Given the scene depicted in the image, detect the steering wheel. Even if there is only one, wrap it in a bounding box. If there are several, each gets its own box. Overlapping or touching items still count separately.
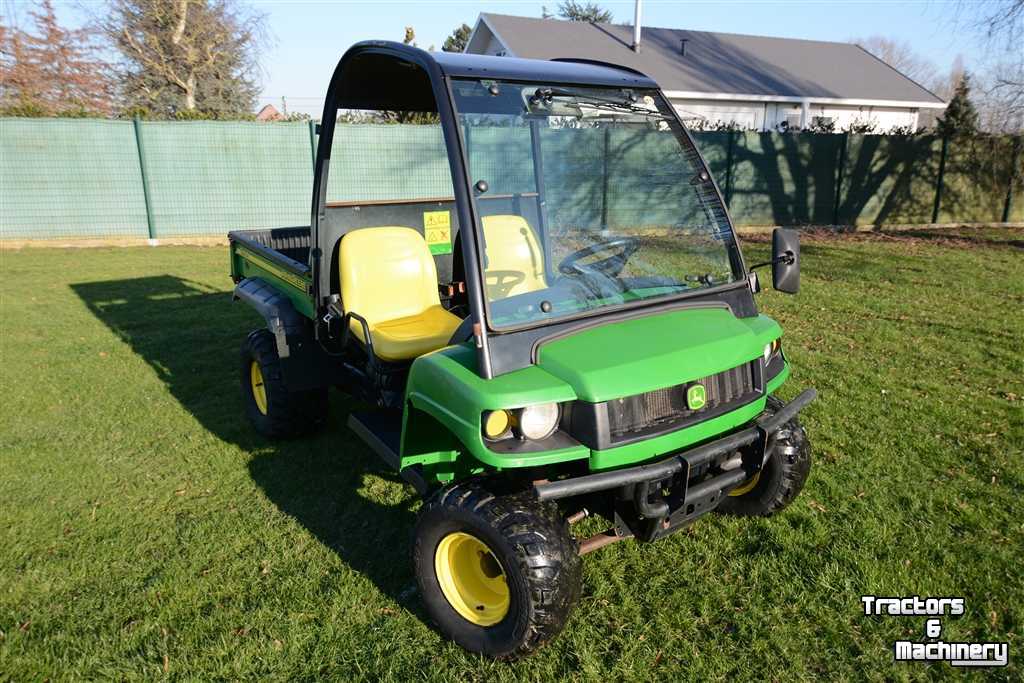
[558,237,641,279]
[485,270,527,299]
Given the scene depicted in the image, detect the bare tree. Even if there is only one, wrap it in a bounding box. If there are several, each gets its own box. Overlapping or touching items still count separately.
[950,1,1024,132]
[977,61,1024,132]
[851,36,938,87]
[955,0,1024,48]
[99,0,266,118]
[0,0,115,116]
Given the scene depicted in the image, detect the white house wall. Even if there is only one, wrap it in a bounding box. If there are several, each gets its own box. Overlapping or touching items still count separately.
[764,102,919,131]
[671,97,921,132]
[466,24,508,56]
[671,99,767,130]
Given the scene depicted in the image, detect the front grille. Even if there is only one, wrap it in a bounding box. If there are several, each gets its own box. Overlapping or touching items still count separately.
[607,361,760,442]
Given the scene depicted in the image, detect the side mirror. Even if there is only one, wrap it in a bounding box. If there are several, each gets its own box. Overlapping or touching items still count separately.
[772,228,800,294]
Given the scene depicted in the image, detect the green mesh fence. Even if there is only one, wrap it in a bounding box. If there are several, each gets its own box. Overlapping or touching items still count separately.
[727,132,844,227]
[465,125,534,196]
[326,124,453,202]
[603,127,707,229]
[1012,159,1024,223]
[141,120,312,236]
[0,117,1019,240]
[691,131,730,191]
[540,127,605,229]
[838,134,940,226]
[939,135,1018,224]
[0,118,149,238]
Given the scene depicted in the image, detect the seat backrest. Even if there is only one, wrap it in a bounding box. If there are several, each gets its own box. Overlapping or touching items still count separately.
[340,227,441,324]
[481,215,547,300]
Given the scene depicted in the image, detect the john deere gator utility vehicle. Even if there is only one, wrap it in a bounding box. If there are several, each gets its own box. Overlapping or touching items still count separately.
[228,42,815,658]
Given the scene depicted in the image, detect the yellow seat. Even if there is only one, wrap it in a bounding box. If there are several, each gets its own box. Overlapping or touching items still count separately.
[340,227,462,361]
[481,215,548,300]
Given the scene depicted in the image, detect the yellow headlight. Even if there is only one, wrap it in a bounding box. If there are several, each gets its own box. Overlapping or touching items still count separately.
[482,410,511,440]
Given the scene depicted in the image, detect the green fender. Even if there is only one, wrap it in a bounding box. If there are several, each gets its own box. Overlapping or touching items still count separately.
[400,344,588,473]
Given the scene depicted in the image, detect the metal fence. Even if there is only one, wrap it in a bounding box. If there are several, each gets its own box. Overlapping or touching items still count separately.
[0,117,1020,240]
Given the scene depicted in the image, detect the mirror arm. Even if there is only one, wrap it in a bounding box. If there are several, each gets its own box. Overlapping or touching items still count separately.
[748,251,795,272]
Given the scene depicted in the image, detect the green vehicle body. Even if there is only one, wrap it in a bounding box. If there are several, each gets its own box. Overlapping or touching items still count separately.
[227,39,813,523]
[226,42,808,490]
[229,41,816,658]
[230,225,793,488]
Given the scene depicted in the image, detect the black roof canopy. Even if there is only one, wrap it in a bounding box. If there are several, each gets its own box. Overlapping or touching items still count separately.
[432,50,656,88]
[326,42,658,115]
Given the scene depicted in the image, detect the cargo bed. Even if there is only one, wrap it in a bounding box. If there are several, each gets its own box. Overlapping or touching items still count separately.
[228,227,315,318]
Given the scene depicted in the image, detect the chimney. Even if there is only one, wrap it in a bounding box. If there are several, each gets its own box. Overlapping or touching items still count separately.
[632,0,642,52]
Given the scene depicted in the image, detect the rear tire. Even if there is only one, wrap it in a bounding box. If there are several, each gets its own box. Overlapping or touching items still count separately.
[717,396,811,517]
[240,329,327,438]
[413,480,581,659]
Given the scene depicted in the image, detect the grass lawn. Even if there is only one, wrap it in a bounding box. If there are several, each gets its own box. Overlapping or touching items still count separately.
[1,227,1022,680]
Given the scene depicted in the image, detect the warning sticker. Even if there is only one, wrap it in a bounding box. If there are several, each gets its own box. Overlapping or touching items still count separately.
[423,210,452,254]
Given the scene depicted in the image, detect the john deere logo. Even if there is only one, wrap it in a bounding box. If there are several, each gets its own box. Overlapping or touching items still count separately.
[686,383,707,410]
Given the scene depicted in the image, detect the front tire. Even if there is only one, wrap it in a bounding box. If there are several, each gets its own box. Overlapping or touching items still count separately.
[240,329,327,438]
[413,480,581,659]
[717,396,811,517]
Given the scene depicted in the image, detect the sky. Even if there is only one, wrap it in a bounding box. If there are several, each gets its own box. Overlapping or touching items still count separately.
[5,0,994,116]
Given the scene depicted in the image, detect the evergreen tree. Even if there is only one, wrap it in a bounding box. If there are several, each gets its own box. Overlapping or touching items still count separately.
[555,1,612,23]
[442,23,472,53]
[936,73,979,138]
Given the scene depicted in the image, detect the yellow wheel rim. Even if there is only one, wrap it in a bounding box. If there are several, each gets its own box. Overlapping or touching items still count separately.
[250,361,268,415]
[729,470,761,497]
[434,532,509,626]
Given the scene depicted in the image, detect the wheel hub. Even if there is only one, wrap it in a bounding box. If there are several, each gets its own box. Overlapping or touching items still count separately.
[728,470,761,497]
[434,532,509,626]
[250,361,268,415]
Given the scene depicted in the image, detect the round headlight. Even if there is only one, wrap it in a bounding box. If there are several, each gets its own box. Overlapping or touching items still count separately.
[763,343,773,362]
[482,410,512,440]
[518,403,560,440]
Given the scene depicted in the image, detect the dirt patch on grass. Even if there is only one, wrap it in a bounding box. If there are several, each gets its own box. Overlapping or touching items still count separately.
[739,224,1024,251]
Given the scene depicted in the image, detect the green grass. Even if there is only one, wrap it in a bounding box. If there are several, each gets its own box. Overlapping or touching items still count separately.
[2,227,1022,681]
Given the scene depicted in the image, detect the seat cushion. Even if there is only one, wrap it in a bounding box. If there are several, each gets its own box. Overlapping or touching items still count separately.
[341,226,443,322]
[368,305,462,361]
[340,226,462,360]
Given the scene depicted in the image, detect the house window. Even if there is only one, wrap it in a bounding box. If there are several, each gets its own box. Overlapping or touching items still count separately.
[812,116,833,127]
[785,113,802,129]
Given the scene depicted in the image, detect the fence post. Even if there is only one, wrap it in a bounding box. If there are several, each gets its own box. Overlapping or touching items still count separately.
[1002,136,1021,223]
[931,135,949,224]
[308,119,317,169]
[724,129,735,208]
[832,131,848,227]
[601,126,610,231]
[132,116,157,243]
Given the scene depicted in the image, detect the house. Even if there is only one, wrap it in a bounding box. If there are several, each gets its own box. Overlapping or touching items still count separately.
[256,104,283,121]
[464,13,946,132]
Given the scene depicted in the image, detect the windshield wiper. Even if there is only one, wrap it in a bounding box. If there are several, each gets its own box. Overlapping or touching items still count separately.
[685,273,724,287]
[528,87,667,118]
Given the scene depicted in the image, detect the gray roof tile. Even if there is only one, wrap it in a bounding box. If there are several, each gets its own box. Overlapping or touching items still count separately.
[478,13,943,104]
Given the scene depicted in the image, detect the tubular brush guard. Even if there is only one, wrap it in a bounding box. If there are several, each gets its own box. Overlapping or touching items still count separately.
[534,389,817,540]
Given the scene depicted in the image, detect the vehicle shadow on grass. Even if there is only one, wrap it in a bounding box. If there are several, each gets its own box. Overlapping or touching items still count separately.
[70,275,424,613]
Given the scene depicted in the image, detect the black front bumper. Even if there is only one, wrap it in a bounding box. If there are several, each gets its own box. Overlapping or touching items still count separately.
[534,388,816,540]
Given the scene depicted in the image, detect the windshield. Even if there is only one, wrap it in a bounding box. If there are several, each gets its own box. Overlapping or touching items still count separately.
[453,79,742,332]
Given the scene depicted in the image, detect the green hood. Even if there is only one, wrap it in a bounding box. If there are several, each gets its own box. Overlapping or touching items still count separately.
[535,308,777,403]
